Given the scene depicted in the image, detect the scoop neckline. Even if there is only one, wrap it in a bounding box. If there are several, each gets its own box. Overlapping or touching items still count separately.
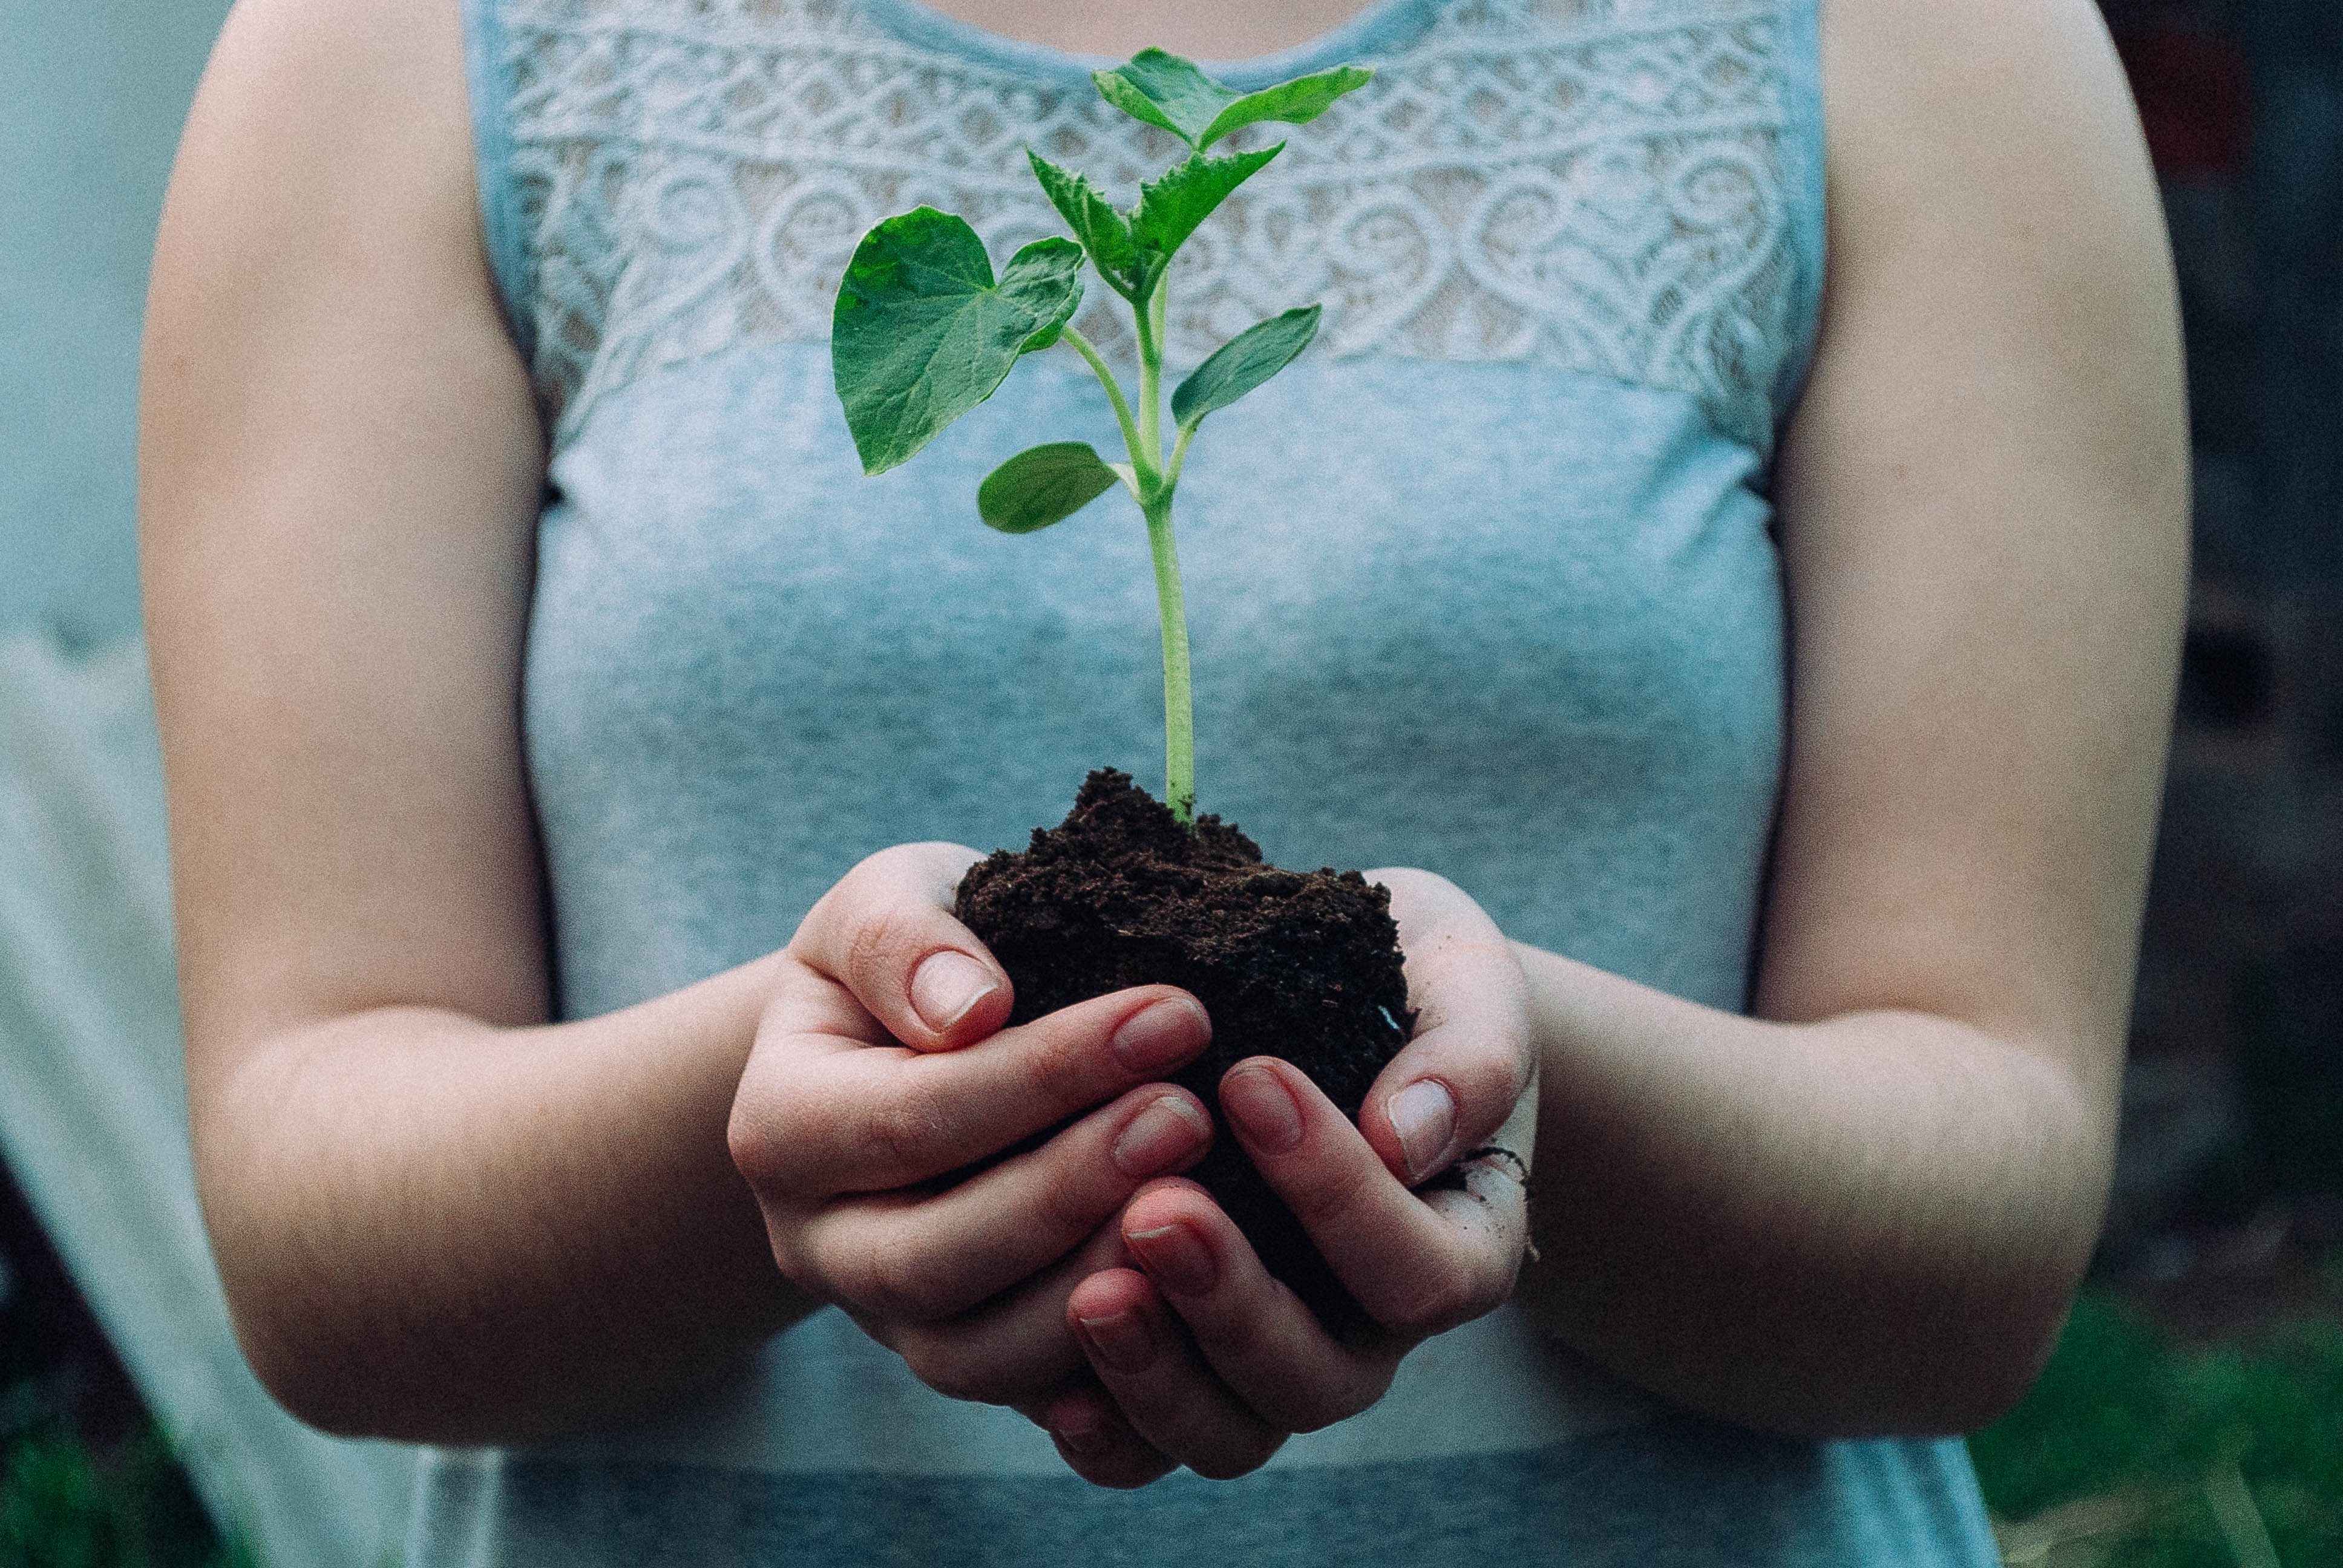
[851,0,1437,90]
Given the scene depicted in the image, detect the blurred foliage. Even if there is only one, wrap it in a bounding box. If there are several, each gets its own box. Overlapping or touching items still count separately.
[1971,1289,2343,1566]
[0,1419,249,1568]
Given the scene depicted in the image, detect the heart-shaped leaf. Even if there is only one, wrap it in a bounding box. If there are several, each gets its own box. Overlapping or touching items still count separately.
[1132,145,1281,267]
[977,442,1122,533]
[1027,151,1143,296]
[1093,50,1373,150]
[1171,304,1322,426]
[831,209,1085,475]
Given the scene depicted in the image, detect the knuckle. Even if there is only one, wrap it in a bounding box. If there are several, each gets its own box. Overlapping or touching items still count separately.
[726,1101,802,1198]
[1030,1154,1111,1243]
[851,1234,953,1324]
[1013,1021,1101,1111]
[844,904,918,999]
[857,1093,946,1183]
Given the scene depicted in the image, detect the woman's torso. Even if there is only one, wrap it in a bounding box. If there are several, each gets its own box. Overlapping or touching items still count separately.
[414,0,2000,1559]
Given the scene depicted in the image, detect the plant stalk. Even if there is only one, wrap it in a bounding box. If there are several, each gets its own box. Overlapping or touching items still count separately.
[1135,279,1165,469]
[1073,278,1193,823]
[1142,489,1196,824]
[1058,325,1149,484]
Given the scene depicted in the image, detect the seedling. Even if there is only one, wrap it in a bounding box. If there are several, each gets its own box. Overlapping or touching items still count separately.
[831,50,1374,825]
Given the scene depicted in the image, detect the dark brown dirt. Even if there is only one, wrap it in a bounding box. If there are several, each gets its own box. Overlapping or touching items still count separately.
[955,769,1414,1327]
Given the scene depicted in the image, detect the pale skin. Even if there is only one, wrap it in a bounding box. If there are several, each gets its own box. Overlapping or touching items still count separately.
[140,0,2186,1491]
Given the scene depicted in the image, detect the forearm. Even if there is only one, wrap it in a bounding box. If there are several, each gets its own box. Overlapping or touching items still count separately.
[194,954,814,1444]
[1511,941,2113,1438]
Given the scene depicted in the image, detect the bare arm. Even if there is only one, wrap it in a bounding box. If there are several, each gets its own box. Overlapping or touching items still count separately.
[1509,0,2187,1435]
[140,0,825,1440]
[148,0,1228,1446]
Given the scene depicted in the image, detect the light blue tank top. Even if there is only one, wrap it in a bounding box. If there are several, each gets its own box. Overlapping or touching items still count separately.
[419,0,2002,1560]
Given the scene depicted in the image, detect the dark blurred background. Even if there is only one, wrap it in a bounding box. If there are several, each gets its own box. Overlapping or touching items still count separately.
[2,0,2340,1562]
[2089,0,2343,1312]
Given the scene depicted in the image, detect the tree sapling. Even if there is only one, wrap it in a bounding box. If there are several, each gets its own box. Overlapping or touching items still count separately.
[831,50,1418,1324]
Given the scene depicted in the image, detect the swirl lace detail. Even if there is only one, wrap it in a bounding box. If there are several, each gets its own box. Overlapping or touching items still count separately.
[497,0,1807,452]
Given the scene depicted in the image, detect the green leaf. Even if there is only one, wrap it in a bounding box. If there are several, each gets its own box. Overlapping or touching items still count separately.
[977,442,1122,533]
[831,210,1085,475]
[1198,65,1374,149]
[1026,151,1142,295]
[1092,49,1373,149]
[1132,145,1281,266]
[1171,304,1322,426]
[1093,50,1234,148]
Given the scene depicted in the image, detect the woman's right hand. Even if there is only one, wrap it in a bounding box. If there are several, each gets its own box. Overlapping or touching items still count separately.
[727,842,1219,1420]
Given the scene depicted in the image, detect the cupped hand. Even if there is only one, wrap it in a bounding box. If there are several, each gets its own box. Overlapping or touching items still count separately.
[1049,867,1539,1485]
[725,841,1221,1428]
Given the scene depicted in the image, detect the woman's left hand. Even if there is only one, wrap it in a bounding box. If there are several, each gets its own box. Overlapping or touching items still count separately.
[1044,869,1539,1486]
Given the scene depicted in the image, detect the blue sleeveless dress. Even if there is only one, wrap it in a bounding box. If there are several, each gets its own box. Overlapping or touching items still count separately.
[415,0,2004,1559]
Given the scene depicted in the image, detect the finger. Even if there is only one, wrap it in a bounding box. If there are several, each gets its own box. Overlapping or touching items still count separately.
[1113,1181,1403,1434]
[1037,1383,1179,1489]
[738,986,1211,1196]
[790,841,1013,1051]
[879,1221,1127,1406]
[1358,867,1536,1185]
[793,1086,1214,1322]
[1065,1267,1288,1480]
[1219,1058,1531,1335]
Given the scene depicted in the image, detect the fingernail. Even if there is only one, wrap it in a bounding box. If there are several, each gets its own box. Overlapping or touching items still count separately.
[1127,1222,1216,1296]
[1110,998,1208,1075]
[909,950,997,1032]
[1389,1079,1457,1181]
[1112,1094,1211,1178]
[1221,1065,1302,1152]
[1077,1308,1156,1375]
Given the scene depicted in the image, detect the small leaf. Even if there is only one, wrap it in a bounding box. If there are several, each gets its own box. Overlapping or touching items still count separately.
[831,211,1085,474]
[1198,65,1374,149]
[978,442,1121,533]
[1131,145,1281,266]
[1092,50,1374,149]
[1093,50,1237,148]
[1027,151,1143,295]
[1171,304,1322,426]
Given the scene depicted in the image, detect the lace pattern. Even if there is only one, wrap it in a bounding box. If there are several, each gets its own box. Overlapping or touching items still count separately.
[494,0,1810,452]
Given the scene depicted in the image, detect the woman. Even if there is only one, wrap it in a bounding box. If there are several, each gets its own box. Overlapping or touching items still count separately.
[139,0,2186,1559]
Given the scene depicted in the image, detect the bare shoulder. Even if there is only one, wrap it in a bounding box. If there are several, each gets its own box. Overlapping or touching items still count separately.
[1809,0,2179,354]
[145,0,496,421]
[172,0,478,218]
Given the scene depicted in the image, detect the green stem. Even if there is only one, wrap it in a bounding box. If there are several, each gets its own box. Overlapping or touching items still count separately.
[1059,326,1149,481]
[1165,418,1198,488]
[1142,489,1196,825]
[1135,281,1165,470]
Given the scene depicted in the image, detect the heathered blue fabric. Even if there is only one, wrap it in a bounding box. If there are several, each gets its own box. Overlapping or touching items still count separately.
[415,0,2006,1560]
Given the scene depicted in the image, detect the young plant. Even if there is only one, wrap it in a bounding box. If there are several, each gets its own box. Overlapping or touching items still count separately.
[831,50,1373,825]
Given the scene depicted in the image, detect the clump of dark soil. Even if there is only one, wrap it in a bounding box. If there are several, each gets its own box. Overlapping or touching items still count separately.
[955,769,1413,1325]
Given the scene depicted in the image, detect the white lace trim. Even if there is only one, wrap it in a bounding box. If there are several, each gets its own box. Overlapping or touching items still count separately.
[497,0,1809,452]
